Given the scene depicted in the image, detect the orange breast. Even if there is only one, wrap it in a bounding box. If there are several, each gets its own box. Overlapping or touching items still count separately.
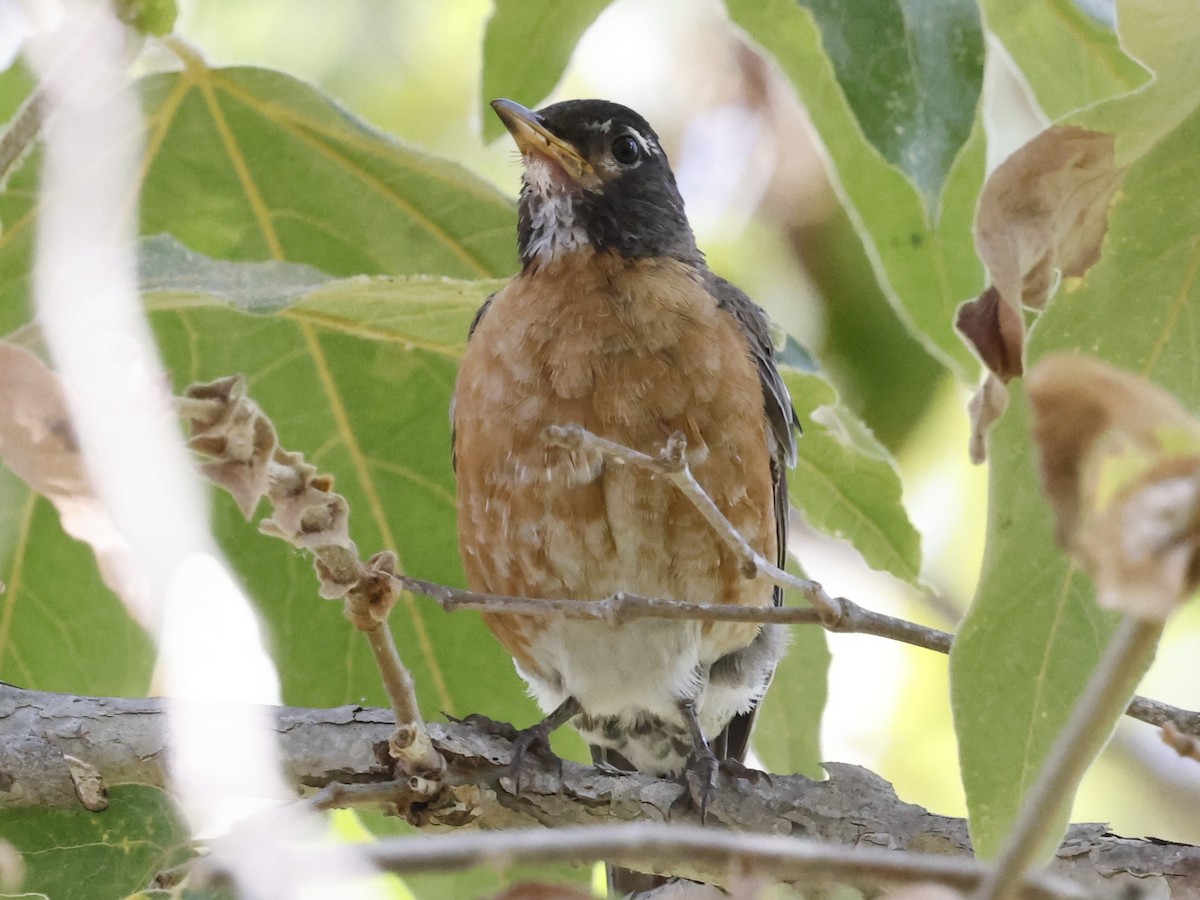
[453,251,777,677]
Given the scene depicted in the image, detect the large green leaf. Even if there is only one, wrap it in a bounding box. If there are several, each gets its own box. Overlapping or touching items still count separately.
[0,785,193,900]
[0,59,525,723]
[480,0,617,141]
[798,0,983,215]
[142,265,527,722]
[983,0,1147,122]
[0,472,155,697]
[0,59,518,325]
[725,0,986,378]
[1077,0,1200,161]
[950,4,1200,856]
[783,369,922,585]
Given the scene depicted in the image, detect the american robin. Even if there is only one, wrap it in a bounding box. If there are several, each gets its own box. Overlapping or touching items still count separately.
[452,96,798,865]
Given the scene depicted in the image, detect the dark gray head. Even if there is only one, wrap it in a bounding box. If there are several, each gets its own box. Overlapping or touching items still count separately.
[491,98,701,268]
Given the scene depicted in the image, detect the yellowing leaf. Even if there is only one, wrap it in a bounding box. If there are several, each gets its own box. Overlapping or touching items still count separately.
[1028,354,1200,620]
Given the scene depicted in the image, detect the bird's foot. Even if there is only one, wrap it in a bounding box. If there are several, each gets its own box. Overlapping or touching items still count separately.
[683,745,720,821]
[504,697,581,793]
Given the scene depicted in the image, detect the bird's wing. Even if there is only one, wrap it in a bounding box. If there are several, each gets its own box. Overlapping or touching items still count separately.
[450,293,496,473]
[707,273,800,762]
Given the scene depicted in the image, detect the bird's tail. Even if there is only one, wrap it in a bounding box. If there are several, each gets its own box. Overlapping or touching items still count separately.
[589,745,669,896]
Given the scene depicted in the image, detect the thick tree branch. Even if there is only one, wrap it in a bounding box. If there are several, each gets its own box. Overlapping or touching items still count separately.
[3,684,1198,897]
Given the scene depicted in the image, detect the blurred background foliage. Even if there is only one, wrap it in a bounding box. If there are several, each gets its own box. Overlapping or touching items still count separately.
[1,0,1199,897]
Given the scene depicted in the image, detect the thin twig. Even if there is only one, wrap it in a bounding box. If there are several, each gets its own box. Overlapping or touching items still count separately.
[180,376,445,779]
[0,88,43,184]
[395,575,1197,738]
[545,424,844,623]
[972,617,1164,900]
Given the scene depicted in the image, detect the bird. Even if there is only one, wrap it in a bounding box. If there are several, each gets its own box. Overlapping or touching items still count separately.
[452,97,798,891]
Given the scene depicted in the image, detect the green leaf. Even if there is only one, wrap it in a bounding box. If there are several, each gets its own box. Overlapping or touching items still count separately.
[0,58,531,726]
[725,0,986,378]
[1076,0,1200,162]
[950,13,1200,856]
[115,0,178,36]
[0,474,155,695]
[753,558,829,778]
[0,785,193,900]
[480,0,617,142]
[983,0,1147,121]
[782,368,922,585]
[145,269,530,723]
[0,60,520,324]
[135,60,517,278]
[798,0,984,215]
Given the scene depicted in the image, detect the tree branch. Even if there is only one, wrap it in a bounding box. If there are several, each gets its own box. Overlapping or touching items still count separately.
[4,684,1199,897]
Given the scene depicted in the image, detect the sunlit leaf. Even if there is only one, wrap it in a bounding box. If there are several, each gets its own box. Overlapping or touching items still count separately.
[0,785,192,900]
[783,368,922,585]
[950,3,1200,855]
[726,0,986,378]
[798,0,983,215]
[481,0,617,142]
[983,0,1146,121]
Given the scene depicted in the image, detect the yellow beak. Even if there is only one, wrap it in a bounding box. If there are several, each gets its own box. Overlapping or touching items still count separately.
[491,98,596,185]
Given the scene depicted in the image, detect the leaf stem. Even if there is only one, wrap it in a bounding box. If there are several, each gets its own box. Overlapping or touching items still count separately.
[972,616,1163,900]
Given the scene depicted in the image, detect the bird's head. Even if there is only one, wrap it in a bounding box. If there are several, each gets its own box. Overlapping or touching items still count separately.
[491,98,700,268]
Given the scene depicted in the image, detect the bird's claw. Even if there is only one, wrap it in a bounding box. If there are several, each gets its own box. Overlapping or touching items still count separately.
[684,747,720,822]
[506,721,563,793]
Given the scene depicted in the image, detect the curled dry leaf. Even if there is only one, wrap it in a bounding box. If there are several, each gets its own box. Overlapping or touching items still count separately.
[967,373,1008,466]
[1161,722,1200,763]
[181,375,358,600]
[959,127,1125,461]
[0,341,151,619]
[182,375,276,518]
[1028,354,1200,620]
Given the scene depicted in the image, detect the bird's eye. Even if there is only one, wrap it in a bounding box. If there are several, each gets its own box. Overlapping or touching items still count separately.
[611,135,641,165]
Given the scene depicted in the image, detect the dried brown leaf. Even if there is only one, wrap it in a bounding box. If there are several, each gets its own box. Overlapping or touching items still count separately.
[967,373,1009,465]
[0,342,87,497]
[1028,355,1200,620]
[183,375,277,517]
[955,286,1024,384]
[0,342,150,617]
[1162,722,1200,763]
[976,126,1124,314]
[960,128,1125,459]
